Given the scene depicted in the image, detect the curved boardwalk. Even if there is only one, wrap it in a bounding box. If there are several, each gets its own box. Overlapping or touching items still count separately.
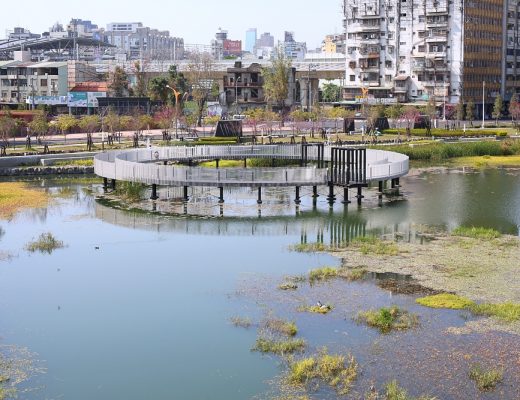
[94,145,409,187]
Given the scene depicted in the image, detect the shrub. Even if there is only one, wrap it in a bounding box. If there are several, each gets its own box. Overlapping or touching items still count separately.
[114,182,146,201]
[352,236,399,256]
[298,304,333,314]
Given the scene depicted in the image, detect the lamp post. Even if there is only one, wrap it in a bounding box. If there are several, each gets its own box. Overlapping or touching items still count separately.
[166,85,181,138]
[442,83,447,121]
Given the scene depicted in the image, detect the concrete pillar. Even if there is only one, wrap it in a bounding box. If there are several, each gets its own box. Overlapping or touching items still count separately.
[103,177,108,191]
[216,159,220,169]
[183,186,189,202]
[342,187,351,204]
[295,186,301,204]
[327,184,335,205]
[218,187,224,204]
[257,187,263,205]
[111,179,116,189]
[312,186,319,198]
[357,186,364,205]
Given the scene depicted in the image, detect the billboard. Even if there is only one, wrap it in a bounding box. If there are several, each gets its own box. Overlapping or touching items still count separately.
[223,40,242,57]
[26,96,67,106]
[67,92,107,107]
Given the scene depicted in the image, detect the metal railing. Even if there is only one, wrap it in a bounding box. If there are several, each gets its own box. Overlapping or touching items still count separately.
[94,145,409,187]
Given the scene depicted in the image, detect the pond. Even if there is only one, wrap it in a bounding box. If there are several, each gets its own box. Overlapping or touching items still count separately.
[0,167,519,399]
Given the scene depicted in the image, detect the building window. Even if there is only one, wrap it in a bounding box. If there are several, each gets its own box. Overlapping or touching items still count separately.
[350,75,355,81]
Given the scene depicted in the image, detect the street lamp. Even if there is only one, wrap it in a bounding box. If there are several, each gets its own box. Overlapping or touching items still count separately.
[481,80,485,129]
[166,85,181,138]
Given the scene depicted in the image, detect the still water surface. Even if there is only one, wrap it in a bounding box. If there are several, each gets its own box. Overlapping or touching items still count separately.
[0,168,519,399]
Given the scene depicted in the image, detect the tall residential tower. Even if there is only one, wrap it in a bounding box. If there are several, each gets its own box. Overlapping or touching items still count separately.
[343,0,510,114]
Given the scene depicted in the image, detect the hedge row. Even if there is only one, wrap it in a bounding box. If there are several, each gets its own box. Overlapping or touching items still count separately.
[383,128,508,137]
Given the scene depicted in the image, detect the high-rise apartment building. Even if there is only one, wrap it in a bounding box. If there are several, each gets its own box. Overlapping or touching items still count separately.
[343,0,509,112]
[245,28,257,53]
[104,22,184,61]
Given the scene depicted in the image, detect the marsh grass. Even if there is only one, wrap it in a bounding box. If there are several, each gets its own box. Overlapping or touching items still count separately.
[416,294,475,309]
[298,304,333,314]
[352,236,399,256]
[114,182,146,201]
[384,380,437,400]
[252,338,306,355]
[278,282,298,290]
[0,182,48,219]
[469,364,503,391]
[230,316,252,329]
[469,302,520,322]
[287,350,358,395]
[265,319,298,337]
[290,242,330,253]
[340,267,367,281]
[356,306,419,333]
[309,267,338,284]
[25,233,65,254]
[451,226,501,240]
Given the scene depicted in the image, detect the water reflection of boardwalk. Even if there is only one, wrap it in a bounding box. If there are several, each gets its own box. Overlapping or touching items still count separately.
[94,200,401,246]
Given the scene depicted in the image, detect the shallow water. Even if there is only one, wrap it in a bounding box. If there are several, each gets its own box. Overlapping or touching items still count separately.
[0,168,518,399]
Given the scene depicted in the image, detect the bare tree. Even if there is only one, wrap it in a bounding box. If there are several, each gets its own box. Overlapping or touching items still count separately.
[186,52,216,127]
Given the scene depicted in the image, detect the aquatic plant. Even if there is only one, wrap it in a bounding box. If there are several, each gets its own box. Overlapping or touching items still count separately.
[308,267,338,283]
[25,233,65,254]
[341,267,367,281]
[384,380,437,400]
[451,226,501,240]
[352,236,399,256]
[290,242,330,253]
[298,304,333,314]
[278,282,298,291]
[469,302,520,322]
[114,181,146,201]
[416,294,475,309]
[230,316,252,329]
[287,350,358,395]
[252,338,306,355]
[356,306,419,333]
[469,364,503,391]
[265,319,298,337]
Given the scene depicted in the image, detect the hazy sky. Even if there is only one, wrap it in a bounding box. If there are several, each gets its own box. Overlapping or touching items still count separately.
[2,0,344,49]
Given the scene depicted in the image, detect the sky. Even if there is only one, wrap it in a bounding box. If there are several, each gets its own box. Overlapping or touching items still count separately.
[1,0,344,50]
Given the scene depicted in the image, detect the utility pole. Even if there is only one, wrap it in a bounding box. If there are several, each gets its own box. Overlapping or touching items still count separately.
[481,80,485,129]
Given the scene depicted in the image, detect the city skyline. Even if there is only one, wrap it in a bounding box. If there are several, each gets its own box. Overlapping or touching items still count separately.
[1,0,345,49]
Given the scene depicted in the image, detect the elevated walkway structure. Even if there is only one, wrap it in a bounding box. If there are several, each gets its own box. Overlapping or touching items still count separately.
[94,144,408,205]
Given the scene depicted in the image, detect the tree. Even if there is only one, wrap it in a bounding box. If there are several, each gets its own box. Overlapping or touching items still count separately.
[262,52,292,117]
[148,77,170,103]
[0,114,16,145]
[322,82,341,103]
[55,114,77,137]
[167,65,189,106]
[132,61,148,97]
[455,99,465,122]
[186,51,216,127]
[78,115,100,133]
[367,104,386,133]
[385,104,403,128]
[492,94,503,126]
[109,66,129,97]
[466,100,476,126]
[423,96,437,136]
[27,111,49,140]
[401,106,420,139]
[104,110,121,134]
[509,93,519,123]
